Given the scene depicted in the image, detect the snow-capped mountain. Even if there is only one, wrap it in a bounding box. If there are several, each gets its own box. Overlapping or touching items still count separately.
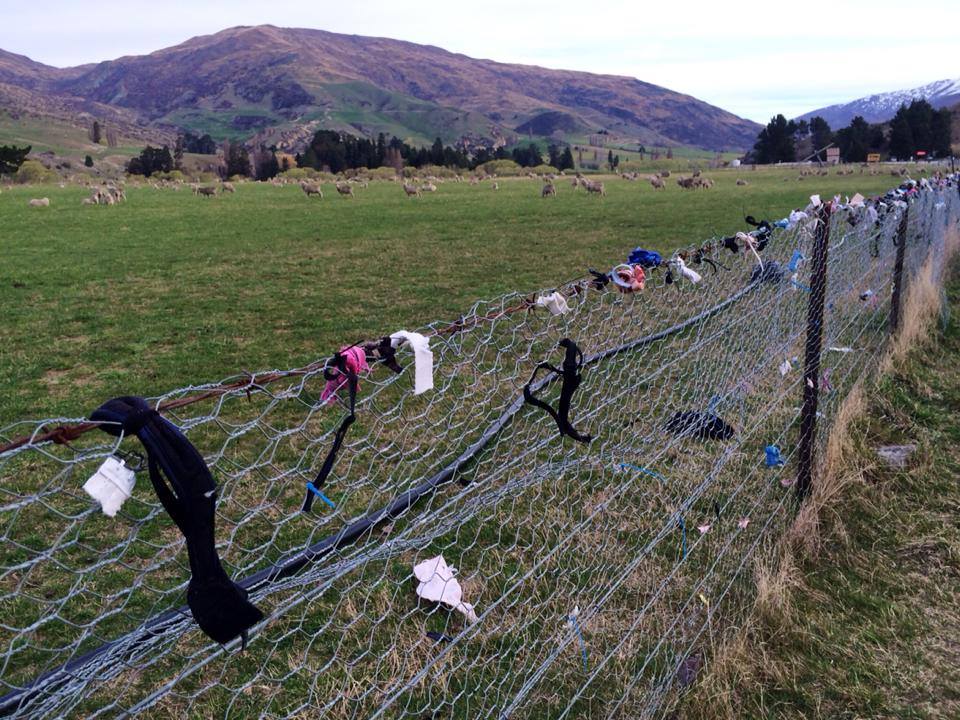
[798,77,960,127]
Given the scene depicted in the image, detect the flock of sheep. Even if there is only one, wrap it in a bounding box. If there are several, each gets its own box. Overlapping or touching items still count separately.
[21,162,923,208]
[81,184,127,205]
[15,169,733,207]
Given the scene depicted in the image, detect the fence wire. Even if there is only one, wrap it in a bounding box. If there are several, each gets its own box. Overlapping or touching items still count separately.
[1,178,958,719]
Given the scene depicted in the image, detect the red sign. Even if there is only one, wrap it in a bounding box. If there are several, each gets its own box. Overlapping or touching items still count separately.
[916,151,927,157]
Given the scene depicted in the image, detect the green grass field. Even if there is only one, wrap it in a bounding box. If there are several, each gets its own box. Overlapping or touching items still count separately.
[680,264,960,719]
[0,110,142,160]
[1,167,907,425]
[0,163,951,718]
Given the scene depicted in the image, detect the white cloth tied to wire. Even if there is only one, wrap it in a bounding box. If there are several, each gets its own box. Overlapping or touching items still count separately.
[84,456,136,517]
[735,232,764,271]
[413,555,478,623]
[390,330,434,395]
[672,257,702,284]
[536,291,570,315]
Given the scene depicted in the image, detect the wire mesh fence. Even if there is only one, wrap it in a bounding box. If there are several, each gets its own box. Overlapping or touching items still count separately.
[1,177,958,719]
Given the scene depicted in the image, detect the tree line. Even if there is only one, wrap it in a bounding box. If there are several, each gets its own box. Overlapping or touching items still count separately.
[125,130,579,179]
[752,99,954,164]
[296,131,575,173]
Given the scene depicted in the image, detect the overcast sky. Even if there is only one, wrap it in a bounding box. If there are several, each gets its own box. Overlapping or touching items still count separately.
[2,0,958,122]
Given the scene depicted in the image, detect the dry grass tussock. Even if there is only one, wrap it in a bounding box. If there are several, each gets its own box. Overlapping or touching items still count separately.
[679,233,959,720]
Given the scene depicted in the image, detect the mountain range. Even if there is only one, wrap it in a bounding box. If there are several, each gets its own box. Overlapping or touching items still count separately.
[798,77,960,128]
[0,25,761,154]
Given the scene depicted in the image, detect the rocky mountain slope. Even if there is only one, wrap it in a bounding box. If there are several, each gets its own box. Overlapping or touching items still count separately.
[0,25,761,152]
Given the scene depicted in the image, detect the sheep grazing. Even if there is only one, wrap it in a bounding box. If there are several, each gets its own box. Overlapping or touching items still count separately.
[221,182,236,193]
[541,182,556,197]
[28,198,50,207]
[649,175,665,190]
[677,176,713,190]
[736,178,749,186]
[335,182,355,198]
[582,179,605,196]
[571,176,581,189]
[659,170,670,178]
[300,181,323,198]
[195,186,218,198]
[421,183,438,193]
[402,182,421,198]
[85,185,124,205]
[101,185,125,204]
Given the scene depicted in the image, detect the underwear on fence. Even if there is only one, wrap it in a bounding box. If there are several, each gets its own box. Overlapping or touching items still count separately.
[304,350,362,512]
[612,264,646,292]
[523,338,592,444]
[665,411,736,441]
[320,344,368,405]
[627,248,662,268]
[751,260,783,285]
[90,396,264,647]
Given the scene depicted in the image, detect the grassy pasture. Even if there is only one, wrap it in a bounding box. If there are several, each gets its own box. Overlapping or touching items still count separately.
[0,110,142,159]
[0,163,946,718]
[1,167,905,425]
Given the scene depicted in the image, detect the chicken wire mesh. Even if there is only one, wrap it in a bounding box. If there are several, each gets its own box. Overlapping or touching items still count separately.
[1,179,958,719]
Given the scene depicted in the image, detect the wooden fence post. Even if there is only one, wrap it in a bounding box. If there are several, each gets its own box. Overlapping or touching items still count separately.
[796,201,833,500]
[889,205,909,334]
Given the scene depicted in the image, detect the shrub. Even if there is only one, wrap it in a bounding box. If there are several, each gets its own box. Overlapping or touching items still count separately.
[153,170,186,183]
[476,159,522,176]
[528,164,559,175]
[366,166,398,180]
[416,164,457,178]
[15,160,56,184]
[279,168,312,181]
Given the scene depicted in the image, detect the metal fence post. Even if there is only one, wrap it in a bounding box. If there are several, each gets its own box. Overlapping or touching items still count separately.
[796,201,833,500]
[889,205,909,334]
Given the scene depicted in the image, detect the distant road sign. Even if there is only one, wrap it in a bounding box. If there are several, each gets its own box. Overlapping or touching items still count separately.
[916,150,927,158]
[867,153,881,163]
[826,147,840,163]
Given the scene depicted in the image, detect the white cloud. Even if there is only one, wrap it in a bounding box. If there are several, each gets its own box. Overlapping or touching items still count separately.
[1,0,958,121]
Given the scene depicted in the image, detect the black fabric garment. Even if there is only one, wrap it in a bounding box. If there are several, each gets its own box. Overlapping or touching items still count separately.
[665,411,735,441]
[588,269,610,290]
[303,351,359,512]
[90,396,264,646]
[523,338,592,444]
[751,260,783,285]
[365,336,403,374]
